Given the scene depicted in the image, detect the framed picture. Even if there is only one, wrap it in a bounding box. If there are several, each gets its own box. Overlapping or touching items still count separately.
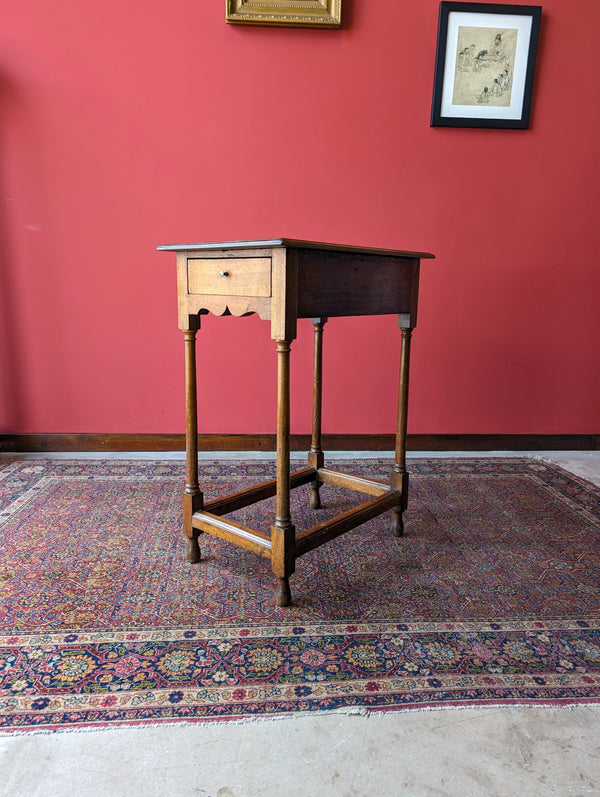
[226,0,342,28]
[431,2,542,128]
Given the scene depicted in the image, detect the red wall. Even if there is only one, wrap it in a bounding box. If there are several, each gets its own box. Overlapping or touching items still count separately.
[1,0,599,436]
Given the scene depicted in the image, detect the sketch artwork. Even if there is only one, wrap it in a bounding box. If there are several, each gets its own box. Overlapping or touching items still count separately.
[452,26,518,106]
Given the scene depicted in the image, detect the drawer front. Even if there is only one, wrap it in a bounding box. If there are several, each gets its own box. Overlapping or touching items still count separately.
[187,257,272,297]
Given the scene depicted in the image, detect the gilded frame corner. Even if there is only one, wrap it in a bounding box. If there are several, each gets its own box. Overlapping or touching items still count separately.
[226,0,342,28]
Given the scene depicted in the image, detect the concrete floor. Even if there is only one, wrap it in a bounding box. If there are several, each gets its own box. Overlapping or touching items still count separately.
[1,451,600,796]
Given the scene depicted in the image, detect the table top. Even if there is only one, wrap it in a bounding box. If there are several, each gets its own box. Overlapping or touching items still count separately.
[157,238,435,259]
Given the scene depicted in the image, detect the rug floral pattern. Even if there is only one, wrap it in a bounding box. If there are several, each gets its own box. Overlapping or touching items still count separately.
[1,457,599,731]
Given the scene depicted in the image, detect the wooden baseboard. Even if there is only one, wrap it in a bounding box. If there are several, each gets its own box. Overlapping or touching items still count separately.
[1,433,598,453]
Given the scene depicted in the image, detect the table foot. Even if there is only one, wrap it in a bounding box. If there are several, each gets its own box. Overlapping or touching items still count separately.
[187,537,201,562]
[275,577,292,607]
[391,507,404,538]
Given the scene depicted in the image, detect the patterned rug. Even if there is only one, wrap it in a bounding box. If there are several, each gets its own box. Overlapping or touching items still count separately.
[1,456,599,733]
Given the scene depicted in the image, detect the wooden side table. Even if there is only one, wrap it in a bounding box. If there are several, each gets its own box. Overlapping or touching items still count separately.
[158,239,434,606]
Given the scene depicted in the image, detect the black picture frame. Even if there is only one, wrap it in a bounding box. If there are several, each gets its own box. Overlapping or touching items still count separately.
[431,2,542,128]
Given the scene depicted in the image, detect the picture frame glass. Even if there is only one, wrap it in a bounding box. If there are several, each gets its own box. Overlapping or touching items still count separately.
[441,11,533,120]
[431,3,542,129]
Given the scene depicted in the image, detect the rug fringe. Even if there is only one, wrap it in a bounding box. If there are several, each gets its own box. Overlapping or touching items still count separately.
[2,700,599,737]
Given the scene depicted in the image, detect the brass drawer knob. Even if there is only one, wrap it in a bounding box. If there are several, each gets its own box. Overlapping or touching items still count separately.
[219,270,229,277]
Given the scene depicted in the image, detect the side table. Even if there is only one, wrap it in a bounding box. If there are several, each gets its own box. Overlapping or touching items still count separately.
[158,239,434,606]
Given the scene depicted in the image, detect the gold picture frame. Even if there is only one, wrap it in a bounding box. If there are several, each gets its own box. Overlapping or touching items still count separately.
[226,0,342,28]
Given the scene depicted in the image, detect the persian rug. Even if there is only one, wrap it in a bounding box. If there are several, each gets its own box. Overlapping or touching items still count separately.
[0,456,599,733]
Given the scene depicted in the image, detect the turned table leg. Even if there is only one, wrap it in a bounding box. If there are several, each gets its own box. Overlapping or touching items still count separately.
[308,317,327,509]
[183,321,204,561]
[390,322,413,537]
[271,339,296,606]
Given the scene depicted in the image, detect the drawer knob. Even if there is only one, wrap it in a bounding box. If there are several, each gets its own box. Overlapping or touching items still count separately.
[219,270,229,277]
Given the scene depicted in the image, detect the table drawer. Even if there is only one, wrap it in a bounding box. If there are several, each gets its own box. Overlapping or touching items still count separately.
[187,257,272,297]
